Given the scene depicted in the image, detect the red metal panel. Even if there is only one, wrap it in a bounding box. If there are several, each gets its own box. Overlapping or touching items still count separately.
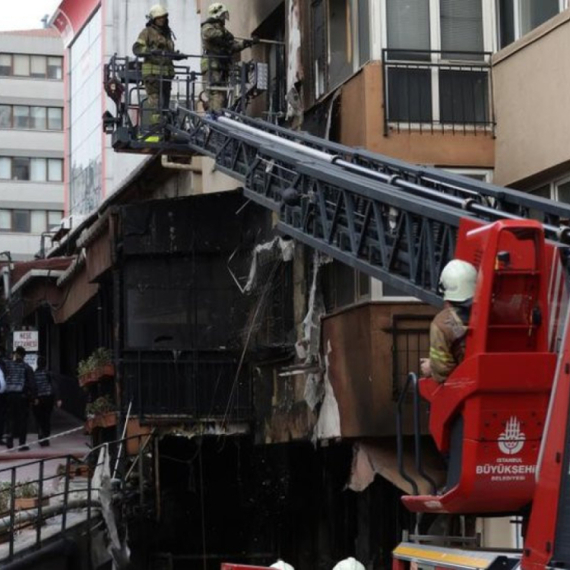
[52,0,100,44]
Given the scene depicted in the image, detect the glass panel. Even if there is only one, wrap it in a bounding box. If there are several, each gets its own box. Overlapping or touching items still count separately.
[30,158,47,181]
[439,70,489,124]
[328,0,353,88]
[388,68,432,122]
[386,0,430,59]
[0,158,10,179]
[13,158,30,180]
[0,211,10,230]
[30,55,47,77]
[498,0,515,48]
[0,54,11,76]
[0,105,10,128]
[48,211,62,228]
[13,106,30,129]
[13,55,30,76]
[520,0,559,36]
[440,0,483,59]
[47,108,63,130]
[13,210,30,232]
[312,0,326,97]
[30,107,47,130]
[557,180,570,204]
[48,159,63,182]
[47,57,62,80]
[31,211,46,233]
[358,0,371,66]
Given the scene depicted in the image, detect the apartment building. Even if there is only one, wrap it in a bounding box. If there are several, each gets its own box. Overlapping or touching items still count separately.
[0,28,64,260]
[2,1,569,568]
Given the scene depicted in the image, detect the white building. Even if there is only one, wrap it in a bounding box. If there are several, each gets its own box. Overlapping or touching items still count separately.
[0,28,64,260]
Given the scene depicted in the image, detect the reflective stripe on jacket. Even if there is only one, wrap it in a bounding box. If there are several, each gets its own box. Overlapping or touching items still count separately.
[429,306,468,384]
[133,24,175,78]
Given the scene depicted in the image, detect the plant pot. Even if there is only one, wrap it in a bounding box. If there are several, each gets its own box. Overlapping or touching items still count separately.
[85,411,118,433]
[14,496,49,511]
[79,363,115,388]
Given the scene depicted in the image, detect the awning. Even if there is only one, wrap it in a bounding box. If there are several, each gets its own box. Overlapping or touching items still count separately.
[348,439,446,495]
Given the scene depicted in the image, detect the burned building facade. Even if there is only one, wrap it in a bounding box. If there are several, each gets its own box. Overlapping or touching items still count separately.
[6,0,558,567]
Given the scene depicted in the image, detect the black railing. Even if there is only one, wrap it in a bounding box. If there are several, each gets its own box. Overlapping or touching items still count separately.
[382,49,495,136]
[121,351,252,421]
[0,432,154,564]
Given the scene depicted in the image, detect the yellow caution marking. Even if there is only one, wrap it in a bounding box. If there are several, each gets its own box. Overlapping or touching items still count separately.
[393,545,492,569]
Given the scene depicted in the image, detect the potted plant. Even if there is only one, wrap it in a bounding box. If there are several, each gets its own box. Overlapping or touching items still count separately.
[13,480,49,511]
[77,347,114,387]
[85,395,118,432]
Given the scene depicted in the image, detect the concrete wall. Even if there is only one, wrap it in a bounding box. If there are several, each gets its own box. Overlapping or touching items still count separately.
[339,63,495,168]
[493,10,570,187]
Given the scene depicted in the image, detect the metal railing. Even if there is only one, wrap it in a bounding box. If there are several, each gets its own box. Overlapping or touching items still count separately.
[381,49,495,136]
[121,352,252,421]
[104,54,270,141]
[0,432,154,564]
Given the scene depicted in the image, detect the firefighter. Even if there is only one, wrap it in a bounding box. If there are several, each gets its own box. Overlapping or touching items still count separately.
[133,4,176,127]
[201,2,259,114]
[420,259,477,383]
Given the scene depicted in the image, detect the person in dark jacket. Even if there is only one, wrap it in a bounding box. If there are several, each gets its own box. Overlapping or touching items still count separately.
[133,4,177,128]
[201,3,259,114]
[4,346,37,450]
[32,356,61,447]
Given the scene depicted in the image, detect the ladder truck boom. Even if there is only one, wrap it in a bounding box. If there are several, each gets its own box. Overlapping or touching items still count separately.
[104,56,570,570]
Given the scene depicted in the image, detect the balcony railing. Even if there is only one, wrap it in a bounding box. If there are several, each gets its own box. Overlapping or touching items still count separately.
[381,49,495,136]
[121,351,252,421]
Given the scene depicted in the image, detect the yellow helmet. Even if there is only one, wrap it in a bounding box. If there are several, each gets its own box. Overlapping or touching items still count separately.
[208,2,229,20]
[148,4,168,20]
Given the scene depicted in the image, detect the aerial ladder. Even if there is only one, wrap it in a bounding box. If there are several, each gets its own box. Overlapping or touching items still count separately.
[104,56,570,570]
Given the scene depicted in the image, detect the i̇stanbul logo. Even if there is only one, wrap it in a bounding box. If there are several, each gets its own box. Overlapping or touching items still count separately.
[498,416,525,455]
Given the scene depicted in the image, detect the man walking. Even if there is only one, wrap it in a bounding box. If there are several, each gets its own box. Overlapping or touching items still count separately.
[4,347,37,451]
[32,357,61,447]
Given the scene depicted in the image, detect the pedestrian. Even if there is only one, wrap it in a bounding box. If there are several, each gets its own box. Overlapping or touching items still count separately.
[420,259,478,383]
[32,356,61,447]
[201,3,259,115]
[4,346,37,451]
[133,4,177,128]
[0,349,7,446]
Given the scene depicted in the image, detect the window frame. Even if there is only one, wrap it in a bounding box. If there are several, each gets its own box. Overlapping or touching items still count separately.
[0,157,63,182]
[496,0,566,49]
[0,53,63,80]
[0,105,63,131]
[0,209,64,233]
[380,0,495,126]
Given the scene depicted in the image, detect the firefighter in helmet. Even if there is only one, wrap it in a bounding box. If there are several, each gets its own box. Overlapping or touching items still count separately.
[133,4,176,127]
[420,259,478,383]
[201,2,259,114]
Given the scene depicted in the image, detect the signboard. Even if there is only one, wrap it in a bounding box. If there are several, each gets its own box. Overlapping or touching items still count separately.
[13,331,39,352]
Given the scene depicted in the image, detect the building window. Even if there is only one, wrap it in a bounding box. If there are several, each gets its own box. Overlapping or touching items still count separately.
[322,261,371,311]
[0,53,63,79]
[0,54,11,76]
[312,0,372,99]
[497,0,561,49]
[0,105,63,130]
[0,157,63,182]
[0,209,64,233]
[383,0,492,130]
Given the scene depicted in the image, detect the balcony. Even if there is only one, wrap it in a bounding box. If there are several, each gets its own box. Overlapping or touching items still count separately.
[121,351,252,422]
[382,49,495,136]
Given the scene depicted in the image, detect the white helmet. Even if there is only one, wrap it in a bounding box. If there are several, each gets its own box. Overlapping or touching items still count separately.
[209,2,229,20]
[332,558,366,570]
[439,259,478,303]
[149,4,168,20]
[270,561,294,570]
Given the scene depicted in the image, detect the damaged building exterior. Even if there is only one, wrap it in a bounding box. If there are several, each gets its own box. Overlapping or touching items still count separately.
[3,0,569,568]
